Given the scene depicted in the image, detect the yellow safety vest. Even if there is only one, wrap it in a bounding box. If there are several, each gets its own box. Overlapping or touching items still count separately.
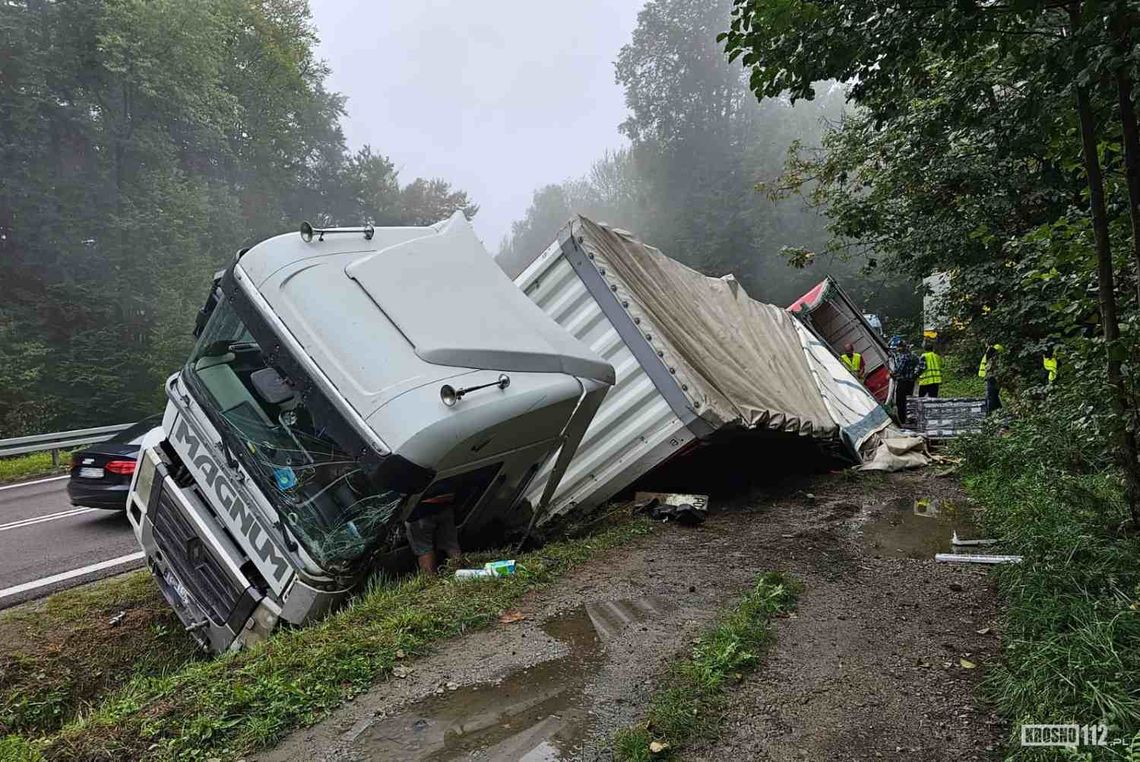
[979,344,1004,378]
[918,352,943,386]
[1043,355,1057,383]
[840,352,863,376]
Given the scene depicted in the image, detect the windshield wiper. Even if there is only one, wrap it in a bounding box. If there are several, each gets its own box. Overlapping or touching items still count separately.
[210,412,301,552]
[217,431,240,471]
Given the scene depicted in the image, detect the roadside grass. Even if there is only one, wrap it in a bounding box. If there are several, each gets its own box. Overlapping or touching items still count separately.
[938,353,985,398]
[0,571,200,738]
[612,572,798,761]
[955,418,1140,757]
[0,452,68,485]
[5,516,653,761]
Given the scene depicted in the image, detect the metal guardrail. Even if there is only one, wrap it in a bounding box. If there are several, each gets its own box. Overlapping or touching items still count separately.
[0,423,137,463]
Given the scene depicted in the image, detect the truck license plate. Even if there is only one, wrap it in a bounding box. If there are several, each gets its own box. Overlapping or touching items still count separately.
[163,569,192,608]
[78,467,104,479]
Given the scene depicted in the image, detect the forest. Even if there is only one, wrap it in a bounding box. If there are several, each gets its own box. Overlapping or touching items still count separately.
[0,0,475,436]
[498,0,920,317]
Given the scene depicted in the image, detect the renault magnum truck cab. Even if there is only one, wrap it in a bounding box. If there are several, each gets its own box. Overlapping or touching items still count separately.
[126,213,613,653]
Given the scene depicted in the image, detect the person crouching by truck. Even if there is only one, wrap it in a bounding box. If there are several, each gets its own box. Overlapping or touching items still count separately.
[889,340,923,425]
[918,342,943,397]
[978,343,1004,414]
[405,483,463,575]
[840,342,866,382]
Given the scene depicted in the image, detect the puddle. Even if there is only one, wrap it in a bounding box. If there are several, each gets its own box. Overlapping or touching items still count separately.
[859,497,980,560]
[348,597,671,761]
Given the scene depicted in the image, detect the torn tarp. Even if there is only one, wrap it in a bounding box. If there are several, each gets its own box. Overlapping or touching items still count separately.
[858,435,931,472]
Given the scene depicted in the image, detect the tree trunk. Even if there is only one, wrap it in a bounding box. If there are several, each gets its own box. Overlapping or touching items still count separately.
[1074,74,1140,525]
[1114,20,1140,304]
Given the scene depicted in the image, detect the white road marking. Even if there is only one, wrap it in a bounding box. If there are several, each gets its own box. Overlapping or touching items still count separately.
[0,552,146,602]
[0,507,98,532]
[0,474,69,492]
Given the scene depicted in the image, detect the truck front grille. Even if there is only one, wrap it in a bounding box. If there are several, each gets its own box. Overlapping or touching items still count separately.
[152,486,251,627]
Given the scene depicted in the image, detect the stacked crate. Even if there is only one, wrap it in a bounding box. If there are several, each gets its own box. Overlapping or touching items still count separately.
[905,397,987,439]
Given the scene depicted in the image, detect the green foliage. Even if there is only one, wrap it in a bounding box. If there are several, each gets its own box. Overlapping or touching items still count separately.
[953,408,1140,757]
[500,0,922,321]
[937,354,986,399]
[723,0,1140,518]
[8,518,653,760]
[0,0,476,438]
[0,453,68,485]
[612,572,798,761]
[0,735,41,762]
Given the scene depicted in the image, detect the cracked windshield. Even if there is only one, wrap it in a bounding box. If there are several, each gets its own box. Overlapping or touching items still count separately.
[184,299,405,569]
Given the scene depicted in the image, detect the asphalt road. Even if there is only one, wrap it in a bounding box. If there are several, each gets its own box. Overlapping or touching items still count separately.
[0,476,144,609]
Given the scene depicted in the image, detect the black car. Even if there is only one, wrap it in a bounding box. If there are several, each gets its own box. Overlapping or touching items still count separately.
[67,415,163,510]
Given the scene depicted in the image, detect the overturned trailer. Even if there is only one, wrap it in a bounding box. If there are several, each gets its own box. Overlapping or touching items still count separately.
[789,277,892,404]
[501,218,893,523]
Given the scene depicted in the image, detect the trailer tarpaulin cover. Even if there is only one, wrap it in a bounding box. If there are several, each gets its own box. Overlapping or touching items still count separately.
[792,321,893,452]
[575,218,889,447]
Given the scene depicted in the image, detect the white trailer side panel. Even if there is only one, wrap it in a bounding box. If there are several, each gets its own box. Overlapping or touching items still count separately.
[515,238,697,520]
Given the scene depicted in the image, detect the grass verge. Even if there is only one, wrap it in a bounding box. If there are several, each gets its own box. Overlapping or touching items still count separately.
[0,572,201,737]
[954,415,1140,757]
[4,516,653,761]
[612,571,798,761]
[0,452,68,485]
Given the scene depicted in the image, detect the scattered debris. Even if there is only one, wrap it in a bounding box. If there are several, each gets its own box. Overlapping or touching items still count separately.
[858,435,931,472]
[498,610,527,624]
[455,568,496,580]
[951,531,997,547]
[976,627,991,635]
[485,559,516,576]
[959,658,977,669]
[634,491,708,525]
[649,740,670,754]
[913,498,938,518]
[108,611,126,627]
[455,559,517,580]
[935,553,1022,565]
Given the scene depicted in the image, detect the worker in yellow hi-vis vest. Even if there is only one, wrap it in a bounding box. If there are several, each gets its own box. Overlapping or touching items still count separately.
[1043,344,1058,385]
[918,343,943,397]
[840,342,865,381]
[978,343,1004,414]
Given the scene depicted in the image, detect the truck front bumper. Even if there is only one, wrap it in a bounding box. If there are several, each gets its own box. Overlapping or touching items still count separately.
[128,448,278,652]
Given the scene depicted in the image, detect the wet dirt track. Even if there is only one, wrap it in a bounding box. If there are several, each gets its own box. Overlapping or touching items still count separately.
[261,469,1004,762]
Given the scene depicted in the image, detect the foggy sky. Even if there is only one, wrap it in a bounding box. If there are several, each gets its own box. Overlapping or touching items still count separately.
[311,1,644,250]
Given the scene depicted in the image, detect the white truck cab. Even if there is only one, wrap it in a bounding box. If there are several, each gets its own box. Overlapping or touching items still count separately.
[127,213,613,652]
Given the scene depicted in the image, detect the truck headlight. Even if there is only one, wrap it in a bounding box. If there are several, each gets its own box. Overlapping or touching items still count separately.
[134,450,158,510]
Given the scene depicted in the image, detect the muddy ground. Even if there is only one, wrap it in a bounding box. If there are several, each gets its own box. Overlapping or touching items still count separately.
[261,468,1005,762]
